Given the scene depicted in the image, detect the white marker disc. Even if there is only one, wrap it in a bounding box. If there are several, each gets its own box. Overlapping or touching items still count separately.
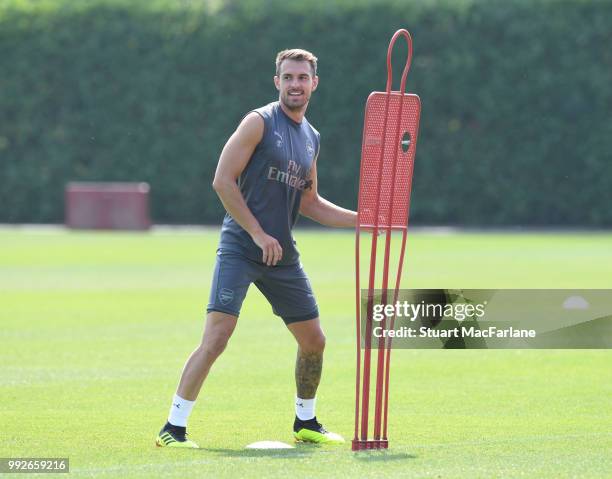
[245,441,294,449]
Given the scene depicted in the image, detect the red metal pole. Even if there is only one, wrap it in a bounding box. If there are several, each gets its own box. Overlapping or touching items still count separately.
[354,227,362,446]
[373,29,413,442]
[383,228,408,440]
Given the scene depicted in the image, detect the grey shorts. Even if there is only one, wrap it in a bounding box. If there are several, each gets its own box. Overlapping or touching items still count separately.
[206,249,319,324]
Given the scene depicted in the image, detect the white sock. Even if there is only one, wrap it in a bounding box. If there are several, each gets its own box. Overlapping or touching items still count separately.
[295,396,316,421]
[168,394,195,427]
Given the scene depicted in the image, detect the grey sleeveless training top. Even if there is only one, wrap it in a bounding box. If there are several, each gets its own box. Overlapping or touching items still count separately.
[218,101,320,265]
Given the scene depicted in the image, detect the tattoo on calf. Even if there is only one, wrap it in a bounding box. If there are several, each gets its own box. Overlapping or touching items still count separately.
[295,350,323,399]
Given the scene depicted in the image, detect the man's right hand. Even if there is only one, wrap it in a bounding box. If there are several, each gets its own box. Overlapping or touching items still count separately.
[252,230,283,266]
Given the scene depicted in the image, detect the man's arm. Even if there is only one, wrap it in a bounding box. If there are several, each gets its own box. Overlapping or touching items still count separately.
[212,112,283,266]
[299,157,357,228]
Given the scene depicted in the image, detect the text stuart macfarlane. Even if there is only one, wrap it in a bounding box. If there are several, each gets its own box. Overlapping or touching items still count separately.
[373,326,536,339]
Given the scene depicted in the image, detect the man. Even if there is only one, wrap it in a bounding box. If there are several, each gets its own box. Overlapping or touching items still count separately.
[156,49,356,448]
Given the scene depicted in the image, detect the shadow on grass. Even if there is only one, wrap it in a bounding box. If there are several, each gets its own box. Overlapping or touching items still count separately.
[352,451,417,462]
[202,444,416,462]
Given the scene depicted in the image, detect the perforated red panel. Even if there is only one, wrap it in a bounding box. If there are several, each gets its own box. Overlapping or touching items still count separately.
[357,92,421,228]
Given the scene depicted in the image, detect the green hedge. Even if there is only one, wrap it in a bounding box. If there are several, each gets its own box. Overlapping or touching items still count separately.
[1,0,611,225]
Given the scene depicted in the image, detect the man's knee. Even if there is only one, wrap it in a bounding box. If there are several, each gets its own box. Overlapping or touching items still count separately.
[300,330,326,354]
[200,311,237,358]
[288,316,326,354]
[200,334,229,359]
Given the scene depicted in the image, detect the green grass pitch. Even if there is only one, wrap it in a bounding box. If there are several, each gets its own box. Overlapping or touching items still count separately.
[1,227,611,478]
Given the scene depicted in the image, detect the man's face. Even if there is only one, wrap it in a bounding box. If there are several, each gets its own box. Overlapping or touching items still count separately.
[274,59,318,111]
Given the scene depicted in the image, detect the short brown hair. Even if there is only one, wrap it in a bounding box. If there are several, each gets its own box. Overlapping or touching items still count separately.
[275,49,318,76]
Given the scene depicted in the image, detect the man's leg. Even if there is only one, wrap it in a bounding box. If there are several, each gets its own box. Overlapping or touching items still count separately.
[177,311,238,400]
[287,318,344,444]
[287,317,325,401]
[158,248,254,448]
[156,311,237,448]
[255,260,344,444]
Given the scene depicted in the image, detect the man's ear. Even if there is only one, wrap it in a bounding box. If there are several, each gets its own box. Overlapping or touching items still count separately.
[311,75,319,91]
[274,75,280,91]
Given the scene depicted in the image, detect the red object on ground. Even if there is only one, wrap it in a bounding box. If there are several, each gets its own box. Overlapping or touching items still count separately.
[353,29,421,451]
[65,182,151,230]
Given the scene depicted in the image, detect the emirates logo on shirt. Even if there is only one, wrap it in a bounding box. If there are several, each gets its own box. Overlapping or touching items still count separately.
[267,160,311,190]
